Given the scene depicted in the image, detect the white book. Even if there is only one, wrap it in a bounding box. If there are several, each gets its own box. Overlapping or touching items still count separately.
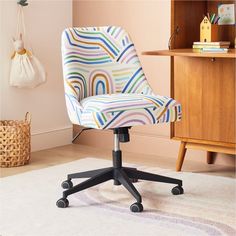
[194,41,230,46]
[201,48,229,53]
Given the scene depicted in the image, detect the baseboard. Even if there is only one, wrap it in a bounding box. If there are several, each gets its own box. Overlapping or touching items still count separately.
[73,126,235,167]
[31,126,73,152]
[73,127,181,158]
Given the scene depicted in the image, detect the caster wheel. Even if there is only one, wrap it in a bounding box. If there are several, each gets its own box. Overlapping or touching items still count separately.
[172,186,184,195]
[130,178,138,183]
[56,198,69,208]
[130,202,143,212]
[61,179,73,189]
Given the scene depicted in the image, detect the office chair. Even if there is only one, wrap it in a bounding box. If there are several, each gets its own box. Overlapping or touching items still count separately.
[56,26,184,212]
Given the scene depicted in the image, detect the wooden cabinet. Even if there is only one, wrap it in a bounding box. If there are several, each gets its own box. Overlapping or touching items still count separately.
[143,0,236,171]
[174,57,235,144]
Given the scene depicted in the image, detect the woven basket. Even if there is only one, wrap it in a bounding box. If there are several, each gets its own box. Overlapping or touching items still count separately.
[0,113,31,167]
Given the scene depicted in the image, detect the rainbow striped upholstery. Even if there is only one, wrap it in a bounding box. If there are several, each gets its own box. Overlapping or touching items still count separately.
[61,26,181,129]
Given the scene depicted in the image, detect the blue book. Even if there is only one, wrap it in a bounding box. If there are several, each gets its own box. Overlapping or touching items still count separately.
[201,48,228,53]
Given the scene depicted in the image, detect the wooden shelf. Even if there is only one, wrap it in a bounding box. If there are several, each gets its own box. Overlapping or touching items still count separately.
[158,0,236,171]
[142,48,236,58]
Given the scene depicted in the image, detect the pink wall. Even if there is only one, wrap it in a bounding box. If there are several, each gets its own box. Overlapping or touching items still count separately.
[0,0,73,151]
[73,0,171,136]
[72,0,235,168]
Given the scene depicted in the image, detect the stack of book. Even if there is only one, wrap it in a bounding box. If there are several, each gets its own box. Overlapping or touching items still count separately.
[192,41,230,53]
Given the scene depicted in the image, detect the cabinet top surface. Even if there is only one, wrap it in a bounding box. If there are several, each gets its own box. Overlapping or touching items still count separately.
[142,48,236,58]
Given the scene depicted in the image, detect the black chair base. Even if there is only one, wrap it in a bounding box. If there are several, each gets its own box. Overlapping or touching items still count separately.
[56,142,184,212]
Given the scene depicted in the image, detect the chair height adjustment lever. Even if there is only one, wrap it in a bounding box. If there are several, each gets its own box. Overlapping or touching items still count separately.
[118,127,131,143]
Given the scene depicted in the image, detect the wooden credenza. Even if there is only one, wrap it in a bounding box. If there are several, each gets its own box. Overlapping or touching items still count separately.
[143,49,236,171]
[143,0,236,171]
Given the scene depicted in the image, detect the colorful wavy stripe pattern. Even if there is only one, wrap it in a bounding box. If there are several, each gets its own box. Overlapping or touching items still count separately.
[61,26,181,129]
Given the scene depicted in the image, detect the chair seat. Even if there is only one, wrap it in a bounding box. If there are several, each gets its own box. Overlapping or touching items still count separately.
[80,93,181,129]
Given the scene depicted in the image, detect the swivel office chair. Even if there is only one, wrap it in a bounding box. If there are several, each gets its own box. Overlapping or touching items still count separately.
[57,26,184,212]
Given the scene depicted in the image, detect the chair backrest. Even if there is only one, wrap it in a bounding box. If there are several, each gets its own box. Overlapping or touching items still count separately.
[61,26,153,105]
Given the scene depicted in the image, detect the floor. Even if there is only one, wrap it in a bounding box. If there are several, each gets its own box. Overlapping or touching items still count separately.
[1,144,235,178]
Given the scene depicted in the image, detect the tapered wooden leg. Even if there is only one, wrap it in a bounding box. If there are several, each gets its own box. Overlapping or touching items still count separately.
[176,141,187,172]
[207,151,214,164]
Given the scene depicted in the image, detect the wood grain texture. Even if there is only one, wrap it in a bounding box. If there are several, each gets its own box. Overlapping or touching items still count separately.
[171,0,206,49]
[143,0,236,171]
[176,141,187,171]
[186,143,236,155]
[173,136,235,148]
[174,57,235,144]
[142,49,236,58]
[171,0,235,48]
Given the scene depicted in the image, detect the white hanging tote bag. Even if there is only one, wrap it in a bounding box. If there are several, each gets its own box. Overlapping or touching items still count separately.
[10,6,46,88]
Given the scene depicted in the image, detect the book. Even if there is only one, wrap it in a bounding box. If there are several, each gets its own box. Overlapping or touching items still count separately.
[193,48,229,53]
[193,41,230,46]
[192,48,203,53]
[201,48,228,53]
[192,45,229,49]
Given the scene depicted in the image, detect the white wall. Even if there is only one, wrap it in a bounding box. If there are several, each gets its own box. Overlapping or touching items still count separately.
[0,0,73,151]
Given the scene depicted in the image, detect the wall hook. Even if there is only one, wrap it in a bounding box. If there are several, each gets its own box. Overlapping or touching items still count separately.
[17,0,28,7]
[168,26,180,50]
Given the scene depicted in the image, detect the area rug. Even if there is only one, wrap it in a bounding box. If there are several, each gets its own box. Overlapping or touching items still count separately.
[0,158,235,236]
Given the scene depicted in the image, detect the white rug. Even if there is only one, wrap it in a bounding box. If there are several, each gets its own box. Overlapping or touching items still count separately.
[0,158,235,236]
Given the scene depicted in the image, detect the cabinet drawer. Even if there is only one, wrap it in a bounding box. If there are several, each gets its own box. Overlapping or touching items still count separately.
[174,57,235,143]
